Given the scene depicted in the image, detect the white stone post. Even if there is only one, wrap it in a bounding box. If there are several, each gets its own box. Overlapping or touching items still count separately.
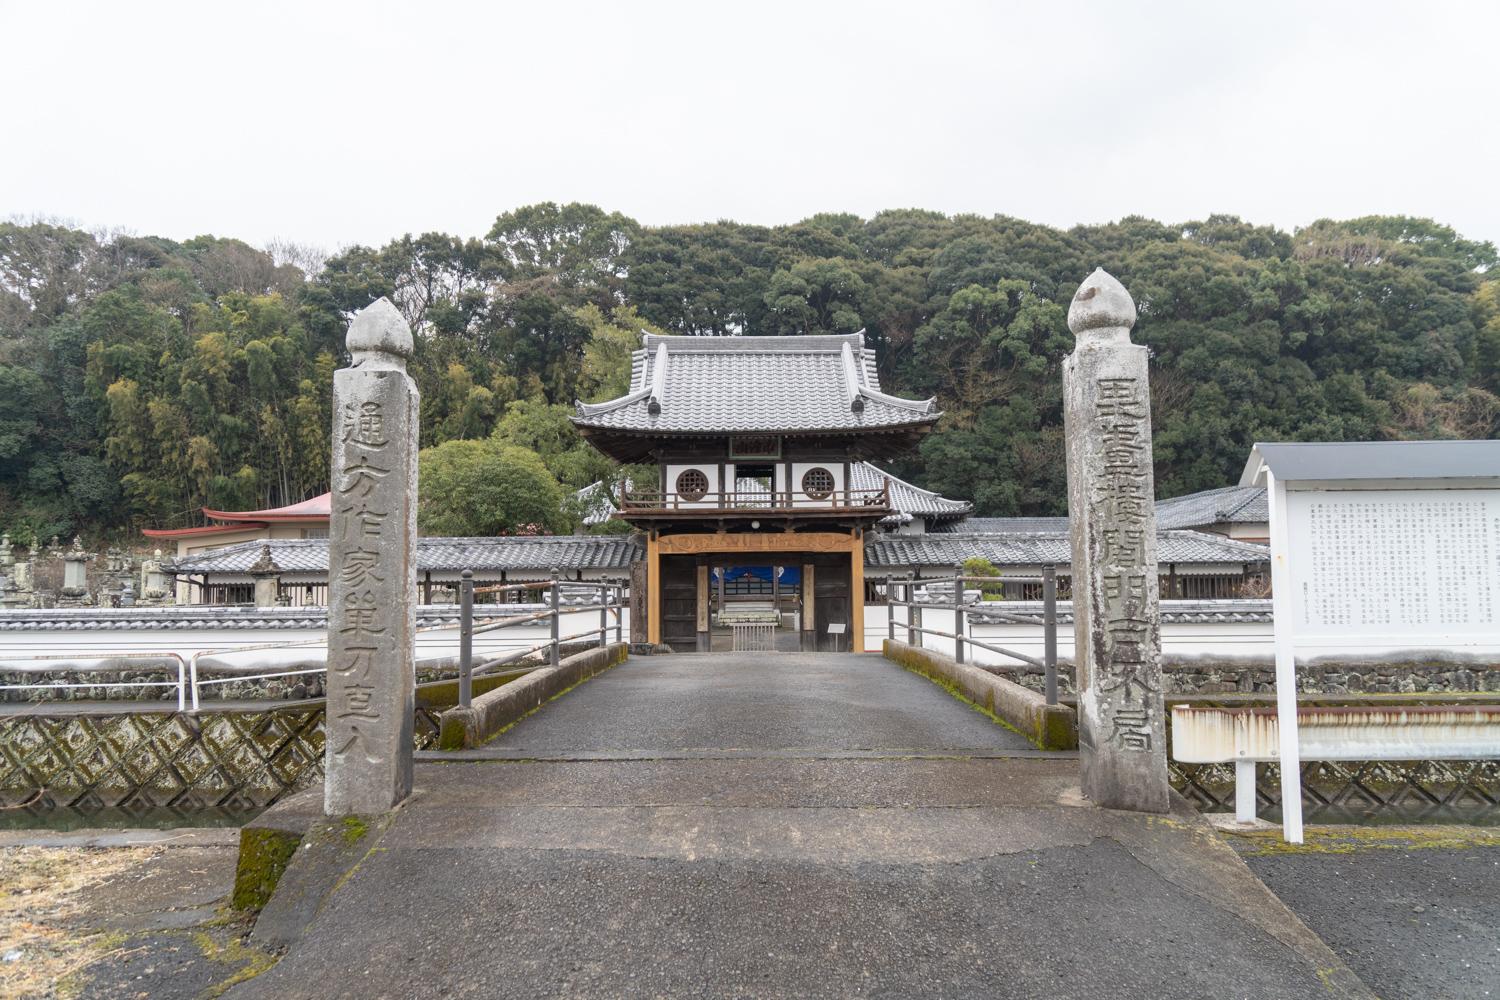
[1062,269,1170,813]
[325,298,420,816]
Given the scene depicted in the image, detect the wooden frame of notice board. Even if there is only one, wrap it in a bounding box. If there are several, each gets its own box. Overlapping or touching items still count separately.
[1243,441,1500,843]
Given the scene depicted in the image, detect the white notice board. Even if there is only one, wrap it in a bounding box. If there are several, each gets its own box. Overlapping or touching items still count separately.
[1269,480,1500,843]
[1283,488,1500,646]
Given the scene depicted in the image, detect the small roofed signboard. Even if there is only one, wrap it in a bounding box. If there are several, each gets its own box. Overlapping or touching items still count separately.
[1241,440,1500,842]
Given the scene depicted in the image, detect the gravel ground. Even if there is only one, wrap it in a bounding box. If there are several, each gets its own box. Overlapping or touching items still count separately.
[0,838,271,1000]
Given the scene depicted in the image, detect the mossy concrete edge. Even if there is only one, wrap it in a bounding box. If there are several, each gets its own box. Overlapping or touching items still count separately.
[232,785,323,913]
[437,642,630,750]
[883,638,1078,751]
[233,826,302,911]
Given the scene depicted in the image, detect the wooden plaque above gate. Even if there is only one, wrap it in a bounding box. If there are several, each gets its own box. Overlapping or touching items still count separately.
[656,531,856,555]
[729,435,781,460]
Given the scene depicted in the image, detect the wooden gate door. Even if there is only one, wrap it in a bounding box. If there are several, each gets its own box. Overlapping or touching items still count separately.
[660,555,699,652]
[811,553,851,652]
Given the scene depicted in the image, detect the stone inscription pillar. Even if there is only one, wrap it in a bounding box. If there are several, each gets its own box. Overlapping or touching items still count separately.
[325,298,419,816]
[1062,269,1170,813]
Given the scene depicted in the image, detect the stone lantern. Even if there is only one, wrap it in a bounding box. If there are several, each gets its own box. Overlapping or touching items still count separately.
[248,544,283,608]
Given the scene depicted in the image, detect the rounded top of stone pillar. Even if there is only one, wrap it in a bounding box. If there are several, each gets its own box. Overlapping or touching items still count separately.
[346,297,413,364]
[1067,268,1136,341]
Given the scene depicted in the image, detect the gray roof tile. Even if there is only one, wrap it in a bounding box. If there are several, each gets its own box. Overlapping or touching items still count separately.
[573,333,938,435]
[934,516,1071,533]
[1243,440,1500,484]
[0,605,545,632]
[849,463,971,520]
[866,530,1269,569]
[1153,485,1268,530]
[935,486,1269,534]
[170,536,642,576]
[967,599,1272,625]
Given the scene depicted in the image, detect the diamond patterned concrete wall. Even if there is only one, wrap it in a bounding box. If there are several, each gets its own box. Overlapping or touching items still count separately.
[0,706,444,819]
[1171,760,1500,823]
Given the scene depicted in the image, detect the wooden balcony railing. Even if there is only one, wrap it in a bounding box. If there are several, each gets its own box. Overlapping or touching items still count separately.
[620,483,891,514]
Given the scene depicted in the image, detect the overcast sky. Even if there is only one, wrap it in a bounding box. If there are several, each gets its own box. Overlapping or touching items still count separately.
[4,0,1496,255]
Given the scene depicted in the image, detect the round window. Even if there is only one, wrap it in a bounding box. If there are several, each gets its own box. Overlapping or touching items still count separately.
[801,467,835,500]
[675,469,709,502]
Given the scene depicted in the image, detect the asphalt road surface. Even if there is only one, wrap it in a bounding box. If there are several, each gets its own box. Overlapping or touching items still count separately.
[1238,831,1500,1000]
[227,654,1365,999]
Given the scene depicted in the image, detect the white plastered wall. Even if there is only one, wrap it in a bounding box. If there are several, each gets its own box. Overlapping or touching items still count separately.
[790,462,845,507]
[664,464,720,508]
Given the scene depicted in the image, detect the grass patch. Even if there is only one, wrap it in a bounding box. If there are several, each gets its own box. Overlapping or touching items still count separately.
[190,929,279,997]
[340,816,369,846]
[1229,824,1500,856]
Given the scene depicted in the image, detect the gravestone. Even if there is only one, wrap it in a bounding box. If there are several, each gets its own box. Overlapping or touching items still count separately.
[61,537,89,594]
[1062,269,1170,812]
[325,298,420,816]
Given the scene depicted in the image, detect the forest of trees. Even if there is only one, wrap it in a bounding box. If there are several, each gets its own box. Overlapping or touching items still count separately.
[1,205,1497,544]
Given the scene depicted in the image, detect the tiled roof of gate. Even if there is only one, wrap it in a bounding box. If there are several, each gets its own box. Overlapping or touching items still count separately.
[169,535,642,576]
[572,334,939,434]
[849,463,971,520]
[866,530,1270,569]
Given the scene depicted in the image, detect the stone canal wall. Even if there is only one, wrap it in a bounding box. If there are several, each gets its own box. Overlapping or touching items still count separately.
[0,669,532,819]
[1000,655,1500,697]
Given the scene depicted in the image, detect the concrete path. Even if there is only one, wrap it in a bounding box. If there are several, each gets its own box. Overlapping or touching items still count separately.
[467,651,1040,756]
[231,653,1371,1000]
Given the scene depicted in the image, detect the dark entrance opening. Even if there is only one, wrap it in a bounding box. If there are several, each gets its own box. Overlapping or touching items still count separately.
[657,551,853,653]
[733,464,776,506]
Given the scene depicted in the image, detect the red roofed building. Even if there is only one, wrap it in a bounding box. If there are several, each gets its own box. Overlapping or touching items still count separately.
[144,495,331,602]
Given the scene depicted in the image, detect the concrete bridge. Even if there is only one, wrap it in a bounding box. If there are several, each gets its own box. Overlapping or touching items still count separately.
[230,651,1371,1000]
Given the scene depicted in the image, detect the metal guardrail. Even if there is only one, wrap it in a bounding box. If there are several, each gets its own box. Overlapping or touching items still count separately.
[885,565,1060,705]
[456,569,627,709]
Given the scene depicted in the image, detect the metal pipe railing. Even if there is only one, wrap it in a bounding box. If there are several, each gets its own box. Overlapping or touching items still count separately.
[4,573,632,715]
[885,567,1060,705]
[2,652,189,712]
[459,569,474,708]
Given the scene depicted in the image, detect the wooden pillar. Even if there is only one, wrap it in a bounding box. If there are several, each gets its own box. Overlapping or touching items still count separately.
[850,532,865,652]
[629,559,647,645]
[771,562,780,618]
[695,562,710,652]
[646,533,661,645]
[802,562,816,651]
